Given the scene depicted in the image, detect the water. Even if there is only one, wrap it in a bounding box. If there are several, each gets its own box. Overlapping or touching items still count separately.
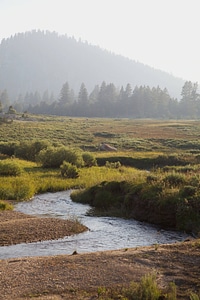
[0,190,189,259]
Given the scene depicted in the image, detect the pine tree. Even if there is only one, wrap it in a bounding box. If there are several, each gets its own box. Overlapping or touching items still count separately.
[78,83,88,103]
[59,82,73,105]
[180,81,199,118]
[0,89,10,108]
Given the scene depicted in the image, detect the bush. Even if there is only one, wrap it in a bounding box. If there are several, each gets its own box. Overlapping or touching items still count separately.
[15,140,50,161]
[82,152,97,167]
[180,185,197,198]
[0,159,23,176]
[105,160,121,168]
[0,200,13,210]
[163,173,185,186]
[0,142,17,156]
[60,161,79,178]
[120,273,175,300]
[37,146,84,168]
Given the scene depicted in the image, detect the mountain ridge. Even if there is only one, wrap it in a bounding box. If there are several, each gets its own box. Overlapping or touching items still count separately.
[0,30,185,100]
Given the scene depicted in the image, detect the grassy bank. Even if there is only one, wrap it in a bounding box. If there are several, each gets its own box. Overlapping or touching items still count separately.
[71,169,200,235]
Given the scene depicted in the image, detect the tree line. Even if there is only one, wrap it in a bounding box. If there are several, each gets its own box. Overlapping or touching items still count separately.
[0,81,199,119]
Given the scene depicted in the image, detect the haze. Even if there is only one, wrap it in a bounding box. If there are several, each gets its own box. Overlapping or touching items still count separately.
[0,0,199,84]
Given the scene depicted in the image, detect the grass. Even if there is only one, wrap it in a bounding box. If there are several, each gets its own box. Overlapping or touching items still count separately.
[95,274,200,300]
[95,273,199,300]
[1,116,200,151]
[0,158,147,200]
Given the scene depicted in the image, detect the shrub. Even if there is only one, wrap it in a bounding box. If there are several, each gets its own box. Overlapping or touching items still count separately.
[95,273,178,299]
[163,173,185,186]
[105,160,121,168]
[60,161,79,178]
[155,154,187,167]
[82,152,97,167]
[122,273,166,300]
[0,159,23,176]
[0,200,13,210]
[180,185,197,198]
[37,146,84,168]
[15,140,50,161]
[0,142,17,156]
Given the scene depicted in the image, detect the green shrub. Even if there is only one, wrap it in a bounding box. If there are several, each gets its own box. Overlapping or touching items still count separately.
[60,161,79,178]
[105,160,121,168]
[37,146,84,168]
[0,159,23,176]
[15,140,50,161]
[155,154,187,167]
[0,142,17,156]
[122,273,169,300]
[180,185,197,198]
[96,273,178,299]
[0,200,13,210]
[163,173,185,186]
[82,152,97,167]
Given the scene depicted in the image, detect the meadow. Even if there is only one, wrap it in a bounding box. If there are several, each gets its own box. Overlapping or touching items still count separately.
[0,115,200,234]
[1,115,200,151]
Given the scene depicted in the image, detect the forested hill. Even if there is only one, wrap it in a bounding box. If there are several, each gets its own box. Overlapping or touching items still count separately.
[0,30,184,100]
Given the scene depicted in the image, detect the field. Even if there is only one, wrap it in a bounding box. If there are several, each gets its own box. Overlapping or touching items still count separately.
[1,115,200,152]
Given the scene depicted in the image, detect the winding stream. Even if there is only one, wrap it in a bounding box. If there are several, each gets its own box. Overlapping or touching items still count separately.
[0,190,189,259]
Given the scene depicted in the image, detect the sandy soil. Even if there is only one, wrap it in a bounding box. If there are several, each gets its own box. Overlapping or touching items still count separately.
[0,211,200,300]
[0,210,87,246]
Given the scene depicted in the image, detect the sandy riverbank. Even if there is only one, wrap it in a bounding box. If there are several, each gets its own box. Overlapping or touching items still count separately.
[0,211,199,299]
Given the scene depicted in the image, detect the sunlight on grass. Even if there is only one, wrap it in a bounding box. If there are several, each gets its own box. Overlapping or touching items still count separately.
[78,166,147,188]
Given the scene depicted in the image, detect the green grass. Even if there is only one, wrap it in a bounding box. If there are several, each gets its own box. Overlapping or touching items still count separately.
[1,116,200,152]
[0,158,146,200]
[95,273,200,300]
[96,273,176,299]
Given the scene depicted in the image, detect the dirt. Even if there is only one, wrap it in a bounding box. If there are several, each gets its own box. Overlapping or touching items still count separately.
[0,211,200,300]
[0,210,87,246]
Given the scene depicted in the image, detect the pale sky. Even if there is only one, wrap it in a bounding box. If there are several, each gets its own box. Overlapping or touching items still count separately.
[0,0,199,84]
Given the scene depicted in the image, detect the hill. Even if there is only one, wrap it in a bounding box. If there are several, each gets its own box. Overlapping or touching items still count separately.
[0,30,184,101]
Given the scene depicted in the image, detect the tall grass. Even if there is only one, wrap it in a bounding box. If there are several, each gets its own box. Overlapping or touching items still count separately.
[0,158,146,201]
[0,176,35,200]
[95,273,178,300]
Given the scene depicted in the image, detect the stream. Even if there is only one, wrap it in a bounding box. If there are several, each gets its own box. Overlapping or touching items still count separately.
[0,190,189,259]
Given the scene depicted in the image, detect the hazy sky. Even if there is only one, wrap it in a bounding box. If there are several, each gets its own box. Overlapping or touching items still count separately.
[0,0,199,84]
